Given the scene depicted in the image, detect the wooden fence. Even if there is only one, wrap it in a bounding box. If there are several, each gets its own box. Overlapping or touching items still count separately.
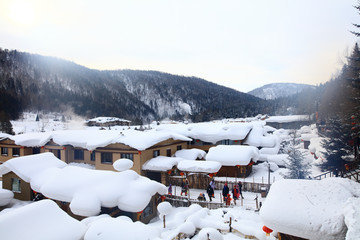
[163,194,226,209]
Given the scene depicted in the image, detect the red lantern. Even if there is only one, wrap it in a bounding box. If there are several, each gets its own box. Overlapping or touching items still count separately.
[248,162,254,166]
[180,172,184,176]
[167,170,172,175]
[138,151,142,155]
[161,195,166,201]
[351,115,356,119]
[262,226,273,236]
[236,165,240,168]
[209,173,213,177]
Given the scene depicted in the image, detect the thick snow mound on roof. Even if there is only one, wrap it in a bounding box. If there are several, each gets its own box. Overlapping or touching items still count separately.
[174,149,206,160]
[0,189,14,206]
[264,154,288,167]
[0,199,86,240]
[206,145,259,166]
[86,117,130,123]
[156,122,253,143]
[260,178,360,240]
[9,129,191,151]
[177,160,221,173]
[142,156,185,171]
[243,121,279,148]
[37,166,167,216]
[84,217,160,240]
[0,152,66,182]
[198,228,223,240]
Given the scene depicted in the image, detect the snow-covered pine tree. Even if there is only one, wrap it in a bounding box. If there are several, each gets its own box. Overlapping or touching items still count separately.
[285,146,311,179]
[320,116,353,171]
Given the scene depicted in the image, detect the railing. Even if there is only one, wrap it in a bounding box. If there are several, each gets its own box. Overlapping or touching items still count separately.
[313,161,360,182]
[163,194,226,209]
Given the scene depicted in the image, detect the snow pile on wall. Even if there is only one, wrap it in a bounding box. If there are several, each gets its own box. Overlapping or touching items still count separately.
[260,178,360,240]
[0,199,86,240]
[177,160,221,173]
[0,189,13,206]
[174,148,206,160]
[206,145,259,166]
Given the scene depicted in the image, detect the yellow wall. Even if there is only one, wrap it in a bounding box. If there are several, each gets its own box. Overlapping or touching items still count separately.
[2,172,33,201]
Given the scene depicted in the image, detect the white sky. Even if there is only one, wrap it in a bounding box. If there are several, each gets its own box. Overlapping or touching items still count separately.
[0,0,358,92]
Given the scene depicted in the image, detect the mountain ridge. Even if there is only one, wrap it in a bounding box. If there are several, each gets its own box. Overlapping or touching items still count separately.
[248,83,316,100]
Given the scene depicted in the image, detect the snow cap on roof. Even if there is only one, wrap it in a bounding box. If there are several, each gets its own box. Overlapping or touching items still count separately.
[156,122,253,143]
[177,160,221,173]
[0,199,86,240]
[142,156,185,172]
[174,149,206,160]
[265,115,310,123]
[260,178,360,240]
[205,145,259,166]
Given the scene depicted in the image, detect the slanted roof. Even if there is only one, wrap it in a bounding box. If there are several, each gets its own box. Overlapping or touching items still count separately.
[8,129,191,151]
[1,153,167,217]
[260,178,360,240]
[0,199,86,240]
[156,122,253,143]
[205,145,259,166]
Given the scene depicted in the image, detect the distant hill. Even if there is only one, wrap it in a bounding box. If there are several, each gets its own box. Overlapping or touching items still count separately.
[248,83,316,100]
[0,48,270,124]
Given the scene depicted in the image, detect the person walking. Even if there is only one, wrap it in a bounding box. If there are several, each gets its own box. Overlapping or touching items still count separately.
[222,183,229,201]
[232,184,239,205]
[210,179,216,190]
[238,181,244,199]
[206,183,214,202]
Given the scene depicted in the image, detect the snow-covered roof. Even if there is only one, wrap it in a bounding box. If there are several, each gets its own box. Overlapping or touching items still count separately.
[8,129,191,151]
[205,145,259,166]
[177,160,221,173]
[260,178,360,240]
[142,156,185,171]
[0,152,67,181]
[0,133,12,141]
[86,117,131,123]
[174,149,206,160]
[0,199,86,240]
[265,115,310,123]
[0,153,167,216]
[243,121,279,148]
[156,122,253,143]
[301,133,318,142]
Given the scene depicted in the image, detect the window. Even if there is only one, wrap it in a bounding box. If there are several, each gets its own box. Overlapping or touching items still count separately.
[177,145,182,151]
[12,148,20,156]
[56,149,61,159]
[121,153,133,161]
[153,150,160,158]
[11,178,21,193]
[74,149,84,160]
[166,149,171,157]
[101,152,113,164]
[1,147,8,156]
[90,151,96,161]
[222,139,230,145]
[32,147,41,154]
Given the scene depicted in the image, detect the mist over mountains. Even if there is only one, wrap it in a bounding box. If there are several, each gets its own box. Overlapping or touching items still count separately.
[0,48,320,124]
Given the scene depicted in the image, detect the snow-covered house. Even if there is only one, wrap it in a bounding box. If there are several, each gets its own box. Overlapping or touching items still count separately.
[205,145,259,178]
[265,115,312,130]
[260,178,360,240]
[0,129,191,179]
[156,122,253,151]
[0,153,167,223]
[86,116,131,127]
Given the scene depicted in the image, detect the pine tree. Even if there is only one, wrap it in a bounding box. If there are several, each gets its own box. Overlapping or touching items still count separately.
[320,116,353,171]
[285,146,311,179]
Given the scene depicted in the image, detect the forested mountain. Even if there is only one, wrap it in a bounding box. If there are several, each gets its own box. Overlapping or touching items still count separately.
[248,83,316,100]
[0,48,273,124]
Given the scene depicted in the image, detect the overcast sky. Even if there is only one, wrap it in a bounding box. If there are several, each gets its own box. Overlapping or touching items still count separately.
[0,0,358,92]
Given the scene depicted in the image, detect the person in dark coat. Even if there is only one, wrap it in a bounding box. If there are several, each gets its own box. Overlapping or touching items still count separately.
[206,184,214,202]
[181,179,189,196]
[238,181,244,199]
[222,183,229,201]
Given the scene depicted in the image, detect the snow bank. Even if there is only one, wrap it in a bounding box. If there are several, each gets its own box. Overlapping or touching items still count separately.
[84,216,160,240]
[142,156,185,171]
[177,160,221,173]
[344,197,360,240]
[113,159,133,172]
[0,199,86,240]
[174,148,206,160]
[260,178,360,240]
[197,228,224,240]
[206,145,259,166]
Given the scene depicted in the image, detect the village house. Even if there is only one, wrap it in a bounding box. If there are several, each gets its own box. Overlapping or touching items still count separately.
[264,115,313,130]
[85,117,131,127]
[0,153,167,223]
